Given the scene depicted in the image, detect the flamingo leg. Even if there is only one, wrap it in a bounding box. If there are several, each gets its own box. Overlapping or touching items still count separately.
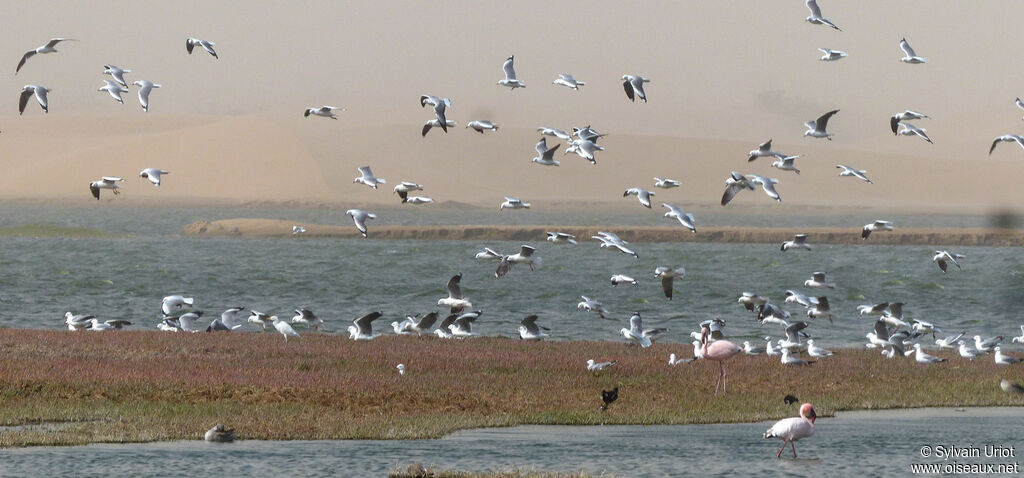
[714,361,724,396]
[791,441,797,458]
[723,363,728,394]
[777,441,786,458]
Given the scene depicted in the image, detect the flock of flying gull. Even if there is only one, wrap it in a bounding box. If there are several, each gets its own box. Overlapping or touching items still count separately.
[29,0,1024,458]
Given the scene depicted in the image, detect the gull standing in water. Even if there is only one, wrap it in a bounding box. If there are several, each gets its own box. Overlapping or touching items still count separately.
[271,316,300,343]
[896,123,933,144]
[764,403,817,458]
[519,315,550,340]
[532,137,561,166]
[139,168,169,186]
[497,55,525,89]
[805,0,840,30]
[545,232,577,244]
[438,273,472,312]
[804,109,839,140]
[654,266,686,299]
[654,177,681,189]
[16,38,76,74]
[933,251,964,273]
[89,177,124,200]
[420,95,451,133]
[989,134,1024,155]
[899,38,926,63]
[500,197,530,210]
[186,37,218,59]
[303,105,342,119]
[621,75,650,102]
[98,80,128,104]
[348,311,383,340]
[353,166,385,189]
[837,164,872,183]
[890,110,928,135]
[862,220,894,240]
[346,209,376,237]
[623,188,655,208]
[663,203,696,233]
[467,120,499,133]
[552,74,585,90]
[103,64,131,87]
[133,80,161,112]
[818,48,847,61]
[781,234,810,251]
[18,85,49,114]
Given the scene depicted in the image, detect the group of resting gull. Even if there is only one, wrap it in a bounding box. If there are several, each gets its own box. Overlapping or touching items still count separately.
[26,0,1024,459]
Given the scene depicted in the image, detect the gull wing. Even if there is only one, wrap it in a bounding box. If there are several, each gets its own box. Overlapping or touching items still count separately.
[354,311,383,334]
[18,89,32,114]
[502,56,517,80]
[900,38,917,58]
[815,109,839,131]
[806,0,823,17]
[622,79,635,101]
[446,273,463,299]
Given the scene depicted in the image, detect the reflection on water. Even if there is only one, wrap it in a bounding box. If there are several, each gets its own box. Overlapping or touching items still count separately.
[2,408,1021,477]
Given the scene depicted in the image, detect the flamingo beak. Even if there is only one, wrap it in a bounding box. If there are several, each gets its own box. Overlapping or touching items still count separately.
[810,408,817,424]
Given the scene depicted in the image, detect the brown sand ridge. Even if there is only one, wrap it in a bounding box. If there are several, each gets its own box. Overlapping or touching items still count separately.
[183,218,1024,246]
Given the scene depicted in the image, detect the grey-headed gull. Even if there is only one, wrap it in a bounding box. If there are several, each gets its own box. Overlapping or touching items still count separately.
[654,266,686,299]
[133,80,161,112]
[862,220,893,239]
[913,344,945,363]
[1012,325,1024,344]
[397,364,405,375]
[271,316,300,342]
[748,139,794,162]
[989,134,1024,155]
[304,105,342,119]
[176,311,205,333]
[899,38,926,63]
[89,177,124,200]
[721,171,755,205]
[572,126,606,142]
[18,85,49,114]
[936,332,965,349]
[586,359,616,371]
[805,0,840,30]
[475,247,502,261]
[621,75,650,102]
[186,37,218,59]
[65,312,94,330]
[161,295,193,316]
[420,95,451,133]
[434,314,457,339]
[624,188,655,208]
[103,64,131,87]
[291,308,323,331]
[654,177,680,189]
[353,166,385,189]
[669,353,695,364]
[818,48,847,61]
[219,307,247,330]
[537,127,571,141]
[610,274,637,286]
[345,209,376,237]
[743,340,766,355]
[781,348,812,366]
[552,74,585,90]
[837,164,872,183]
[17,38,76,74]
[497,55,525,89]
[438,273,472,312]
[533,137,561,166]
[806,298,833,324]
[392,312,438,336]
[577,296,609,318]
[248,311,273,331]
[771,156,801,174]
[450,310,482,338]
[98,80,128,104]
[662,203,696,233]
[620,312,666,347]
[400,194,433,205]
[738,292,769,311]
[495,245,541,278]
[804,272,835,289]
[467,120,498,133]
[565,139,604,164]
[422,119,456,137]
[348,311,383,340]
[995,346,1021,365]
[804,109,839,139]
[393,181,423,196]
[806,339,833,357]
[974,335,1002,352]
[500,197,530,210]
[890,110,928,135]
[519,314,550,340]
[139,168,169,186]
[546,232,577,244]
[748,175,782,201]
[933,251,964,273]
[592,231,638,258]
[897,123,933,144]
[781,234,810,251]
[911,319,941,338]
[784,290,817,308]
[958,340,983,359]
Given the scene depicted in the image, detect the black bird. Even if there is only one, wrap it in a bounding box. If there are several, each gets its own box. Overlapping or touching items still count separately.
[784,394,799,405]
[600,387,619,412]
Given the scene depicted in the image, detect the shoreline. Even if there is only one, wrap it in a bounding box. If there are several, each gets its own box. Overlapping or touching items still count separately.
[0,329,1020,447]
[182,218,1024,246]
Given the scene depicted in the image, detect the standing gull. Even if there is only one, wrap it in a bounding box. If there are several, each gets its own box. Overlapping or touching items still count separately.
[804,110,839,140]
[303,105,342,119]
[621,75,650,102]
[186,37,218,59]
[497,55,525,89]
[139,168,169,186]
[913,344,945,363]
[533,137,561,166]
[899,38,926,63]
[345,209,376,237]
[103,64,131,88]
[353,166,385,189]
[623,188,655,208]
[16,38,76,74]
[18,85,49,115]
[89,177,124,200]
[552,74,585,90]
[837,164,872,183]
[805,0,840,30]
[133,81,161,112]
[98,80,128,104]
[662,203,696,233]
[818,48,847,61]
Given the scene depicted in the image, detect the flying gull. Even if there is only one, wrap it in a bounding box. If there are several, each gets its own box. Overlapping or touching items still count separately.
[989,134,1024,155]
[748,139,795,162]
[610,274,637,286]
[16,38,76,74]
[662,203,696,232]
[804,272,835,289]
[577,296,609,319]
[89,177,124,200]
[890,110,928,135]
[804,109,839,139]
[837,164,872,183]
[862,220,894,240]
[806,297,833,324]
[103,64,131,87]
[545,232,577,244]
[98,80,128,104]
[291,308,324,331]
[654,266,686,299]
[771,156,801,174]
[721,171,755,205]
[565,139,604,164]
[133,80,161,112]
[345,209,376,237]
[748,175,782,201]
[781,234,810,251]
[621,75,650,102]
[500,197,530,210]
[348,311,383,340]
[899,38,926,63]
[624,188,655,208]
[620,312,667,347]
[519,314,550,340]
[449,310,482,338]
[437,273,472,312]
[467,120,499,133]
[422,119,456,137]
[420,95,451,132]
[818,48,847,61]
[497,55,525,89]
[532,137,561,166]
[353,166,386,189]
[654,177,680,189]
[186,37,218,59]
[304,105,342,119]
[592,231,638,257]
[537,127,572,141]
[139,168,169,186]
[18,85,49,115]
[495,245,541,278]
[896,122,933,144]
[552,74,585,90]
[805,0,841,30]
[932,250,964,273]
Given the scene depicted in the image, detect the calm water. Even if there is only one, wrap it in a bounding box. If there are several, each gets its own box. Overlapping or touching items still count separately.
[1,205,1024,348]
[2,408,1021,477]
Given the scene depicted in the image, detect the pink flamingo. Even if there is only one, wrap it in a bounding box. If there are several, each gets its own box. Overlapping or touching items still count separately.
[763,403,817,458]
[700,324,741,395]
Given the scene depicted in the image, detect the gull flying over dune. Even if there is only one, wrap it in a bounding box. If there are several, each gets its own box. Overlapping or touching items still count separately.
[899,38,926,63]
[621,75,650,102]
[304,105,342,119]
[566,139,604,164]
[18,85,49,115]
[553,74,585,90]
[500,197,530,210]
[896,122,933,144]
[624,188,654,208]
[353,166,385,189]
[537,127,572,141]
[422,119,456,137]
[662,203,696,232]
[103,64,131,88]
[818,48,847,61]
[989,134,1024,155]
[497,55,525,89]
[804,109,839,139]
[139,168,169,186]
[16,38,76,74]
[467,120,499,133]
[890,110,928,135]
[98,80,128,104]
[805,0,840,30]
[781,234,810,251]
[133,81,161,112]
[748,139,795,162]
[748,175,782,202]
[837,164,872,183]
[771,156,801,174]
[721,171,755,206]
[532,137,561,166]
[186,37,218,59]
[654,177,680,189]
[345,209,376,237]
[420,95,451,133]
[862,220,893,240]
[89,177,124,200]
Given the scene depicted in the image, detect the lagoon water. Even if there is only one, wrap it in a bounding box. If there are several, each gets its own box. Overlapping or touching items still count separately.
[2,408,1021,477]
[1,205,1023,348]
